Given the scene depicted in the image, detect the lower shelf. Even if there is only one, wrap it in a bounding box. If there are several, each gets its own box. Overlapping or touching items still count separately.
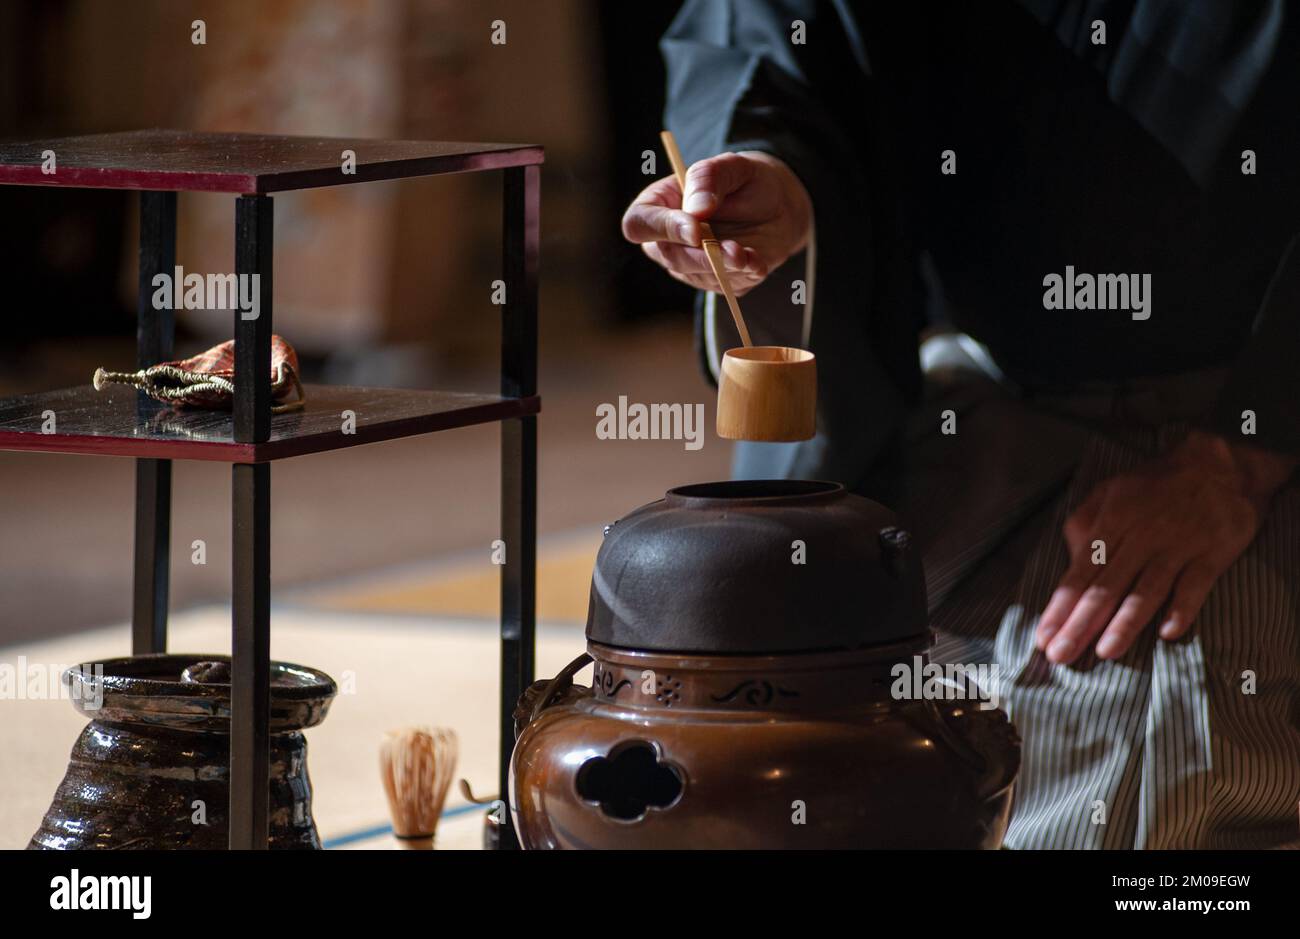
[0,383,540,462]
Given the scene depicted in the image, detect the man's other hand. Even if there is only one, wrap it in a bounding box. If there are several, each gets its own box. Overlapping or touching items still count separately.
[621,150,812,297]
[1036,431,1297,665]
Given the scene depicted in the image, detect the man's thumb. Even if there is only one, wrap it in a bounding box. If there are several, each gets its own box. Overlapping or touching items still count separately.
[682,152,756,217]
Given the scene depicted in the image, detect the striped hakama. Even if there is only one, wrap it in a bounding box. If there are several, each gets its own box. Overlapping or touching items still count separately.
[924,371,1300,849]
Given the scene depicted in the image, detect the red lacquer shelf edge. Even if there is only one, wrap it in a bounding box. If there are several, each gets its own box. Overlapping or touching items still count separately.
[0,148,545,194]
[0,394,540,463]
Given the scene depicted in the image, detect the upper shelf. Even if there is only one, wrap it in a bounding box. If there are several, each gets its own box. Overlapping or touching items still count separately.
[0,383,540,463]
[0,130,544,193]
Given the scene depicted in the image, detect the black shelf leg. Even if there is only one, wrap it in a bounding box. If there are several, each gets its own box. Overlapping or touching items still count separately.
[230,194,274,849]
[132,460,171,654]
[498,164,539,849]
[234,195,274,443]
[231,462,271,850]
[132,191,176,655]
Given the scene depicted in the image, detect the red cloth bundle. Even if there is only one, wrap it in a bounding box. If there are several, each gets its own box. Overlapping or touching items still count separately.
[93,335,305,412]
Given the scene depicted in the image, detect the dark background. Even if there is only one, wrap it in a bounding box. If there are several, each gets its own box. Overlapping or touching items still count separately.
[0,0,691,378]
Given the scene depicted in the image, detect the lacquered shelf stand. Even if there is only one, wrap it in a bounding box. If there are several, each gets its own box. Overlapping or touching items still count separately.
[0,130,541,850]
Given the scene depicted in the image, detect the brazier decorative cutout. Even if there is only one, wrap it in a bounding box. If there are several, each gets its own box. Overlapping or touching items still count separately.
[575,740,683,821]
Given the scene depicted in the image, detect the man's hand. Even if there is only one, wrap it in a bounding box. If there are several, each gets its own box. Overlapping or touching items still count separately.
[621,150,812,297]
[1036,431,1298,665]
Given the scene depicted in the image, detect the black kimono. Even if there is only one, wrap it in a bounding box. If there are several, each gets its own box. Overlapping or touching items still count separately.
[661,0,1300,848]
[663,0,1300,483]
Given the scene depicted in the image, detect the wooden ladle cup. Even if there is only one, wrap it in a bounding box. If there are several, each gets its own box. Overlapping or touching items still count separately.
[658,130,817,442]
[716,345,817,442]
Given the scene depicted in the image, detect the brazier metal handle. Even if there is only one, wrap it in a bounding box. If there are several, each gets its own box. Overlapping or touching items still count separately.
[511,652,594,740]
[530,652,593,722]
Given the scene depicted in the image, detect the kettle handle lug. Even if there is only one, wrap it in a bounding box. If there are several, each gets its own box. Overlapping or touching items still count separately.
[530,652,594,722]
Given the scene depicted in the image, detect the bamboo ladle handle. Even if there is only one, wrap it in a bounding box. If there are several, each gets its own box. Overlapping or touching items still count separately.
[660,130,753,347]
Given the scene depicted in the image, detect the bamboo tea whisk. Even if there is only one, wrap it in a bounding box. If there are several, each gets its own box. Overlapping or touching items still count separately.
[379,727,459,850]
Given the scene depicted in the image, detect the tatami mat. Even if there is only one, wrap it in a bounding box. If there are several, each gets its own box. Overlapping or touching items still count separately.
[300,530,603,622]
[1,535,603,851]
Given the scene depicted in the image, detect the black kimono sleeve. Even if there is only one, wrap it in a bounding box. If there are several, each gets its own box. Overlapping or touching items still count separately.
[660,0,923,490]
[1205,233,1300,457]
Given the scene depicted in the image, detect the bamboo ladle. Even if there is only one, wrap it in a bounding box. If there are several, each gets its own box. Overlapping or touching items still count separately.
[660,131,816,442]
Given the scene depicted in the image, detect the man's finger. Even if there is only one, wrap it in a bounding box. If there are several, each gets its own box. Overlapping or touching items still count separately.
[1159,558,1222,640]
[1045,538,1145,664]
[1035,554,1098,649]
[1039,487,1112,647]
[683,152,758,216]
[1062,486,1105,556]
[663,262,765,296]
[644,239,749,275]
[1094,559,1179,659]
[642,241,707,276]
[664,266,720,292]
[623,201,699,246]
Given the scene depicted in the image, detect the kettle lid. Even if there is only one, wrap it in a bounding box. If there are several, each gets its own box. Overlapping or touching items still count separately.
[586,480,928,654]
